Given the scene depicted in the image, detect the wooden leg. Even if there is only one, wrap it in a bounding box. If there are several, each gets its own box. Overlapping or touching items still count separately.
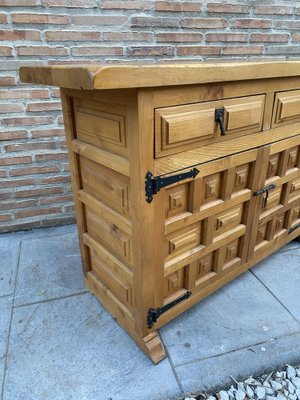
[136,331,166,364]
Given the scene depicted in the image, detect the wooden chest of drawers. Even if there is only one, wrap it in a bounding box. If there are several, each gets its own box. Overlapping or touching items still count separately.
[20,62,300,363]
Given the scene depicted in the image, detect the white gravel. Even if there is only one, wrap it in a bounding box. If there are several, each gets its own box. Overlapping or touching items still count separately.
[182,365,300,400]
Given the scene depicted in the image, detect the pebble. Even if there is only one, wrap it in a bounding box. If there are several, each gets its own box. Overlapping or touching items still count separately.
[217,391,229,400]
[234,388,245,400]
[287,379,296,394]
[287,365,297,380]
[270,380,282,391]
[276,393,286,400]
[255,386,266,399]
[292,377,300,389]
[207,396,216,400]
[245,385,254,398]
[263,381,274,395]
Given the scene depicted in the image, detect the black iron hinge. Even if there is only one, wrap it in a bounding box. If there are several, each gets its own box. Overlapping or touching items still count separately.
[289,222,300,235]
[147,291,192,329]
[145,167,199,203]
[253,183,276,208]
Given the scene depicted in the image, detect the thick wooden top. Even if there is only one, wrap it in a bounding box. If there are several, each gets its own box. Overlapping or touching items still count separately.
[20,61,300,90]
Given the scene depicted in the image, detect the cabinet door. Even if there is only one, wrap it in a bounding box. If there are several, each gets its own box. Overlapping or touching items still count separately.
[160,147,264,306]
[248,135,300,260]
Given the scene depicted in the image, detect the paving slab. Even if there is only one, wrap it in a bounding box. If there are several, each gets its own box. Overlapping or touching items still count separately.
[3,293,180,400]
[0,224,77,241]
[14,230,86,306]
[0,297,13,391]
[160,271,300,367]
[0,236,20,298]
[251,250,300,322]
[175,331,300,395]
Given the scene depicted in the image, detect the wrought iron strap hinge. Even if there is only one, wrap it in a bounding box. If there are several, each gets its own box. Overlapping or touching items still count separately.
[145,167,199,203]
[253,183,276,208]
[288,222,300,235]
[147,291,192,329]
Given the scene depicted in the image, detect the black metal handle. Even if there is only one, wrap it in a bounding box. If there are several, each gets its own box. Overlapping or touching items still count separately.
[215,108,226,135]
[289,222,300,234]
[253,183,276,208]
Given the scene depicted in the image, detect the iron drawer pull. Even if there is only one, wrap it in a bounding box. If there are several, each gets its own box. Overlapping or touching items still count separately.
[288,222,300,234]
[253,183,276,208]
[215,107,226,135]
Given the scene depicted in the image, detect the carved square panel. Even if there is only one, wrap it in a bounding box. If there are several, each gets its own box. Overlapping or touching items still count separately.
[286,146,299,171]
[216,238,242,271]
[266,153,280,179]
[255,223,268,246]
[233,164,250,192]
[288,177,300,203]
[163,268,185,299]
[165,183,188,219]
[167,223,201,257]
[224,238,239,263]
[196,253,214,279]
[274,212,286,237]
[214,204,243,238]
[202,173,221,205]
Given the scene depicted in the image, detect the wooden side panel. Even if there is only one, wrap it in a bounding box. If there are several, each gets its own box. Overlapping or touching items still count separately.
[60,88,136,328]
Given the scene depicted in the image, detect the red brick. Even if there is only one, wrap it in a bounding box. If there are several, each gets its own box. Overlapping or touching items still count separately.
[155,1,201,12]
[0,46,13,56]
[31,128,65,138]
[40,194,73,205]
[57,115,64,124]
[0,77,16,86]
[4,142,55,152]
[0,192,12,201]
[35,152,68,162]
[182,18,227,29]
[0,169,6,178]
[0,30,41,41]
[2,116,53,126]
[0,89,49,99]
[128,46,174,56]
[0,130,27,140]
[0,0,37,5]
[0,104,23,113]
[73,15,127,25]
[15,187,63,198]
[254,5,293,15]
[15,207,62,219]
[40,175,71,184]
[292,34,300,42]
[274,21,300,30]
[177,46,221,56]
[71,47,123,56]
[207,3,249,14]
[63,205,74,213]
[231,19,272,29]
[45,31,100,41]
[26,101,61,112]
[17,46,68,56]
[0,156,32,166]
[63,163,70,171]
[12,13,70,24]
[222,46,263,55]
[251,34,289,43]
[103,32,153,41]
[156,33,203,43]
[0,14,7,24]
[206,33,247,42]
[131,16,179,28]
[1,178,35,188]
[52,88,61,98]
[10,164,60,177]
[42,0,97,6]
[102,1,150,10]
[1,200,38,210]
[0,214,11,222]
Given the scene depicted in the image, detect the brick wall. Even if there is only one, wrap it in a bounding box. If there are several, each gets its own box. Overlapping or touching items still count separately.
[0,0,299,233]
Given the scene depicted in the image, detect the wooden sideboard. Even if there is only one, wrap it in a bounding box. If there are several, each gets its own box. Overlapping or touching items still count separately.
[20,62,300,363]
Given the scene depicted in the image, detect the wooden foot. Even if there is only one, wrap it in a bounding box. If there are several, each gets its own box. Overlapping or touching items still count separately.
[137,331,166,364]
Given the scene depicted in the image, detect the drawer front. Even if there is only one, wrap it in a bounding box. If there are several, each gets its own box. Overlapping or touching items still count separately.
[155,94,265,157]
[272,89,300,127]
